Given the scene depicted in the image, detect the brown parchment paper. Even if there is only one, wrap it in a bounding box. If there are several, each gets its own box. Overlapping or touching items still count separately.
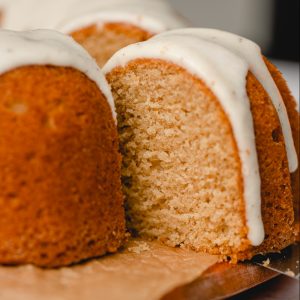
[0,239,218,300]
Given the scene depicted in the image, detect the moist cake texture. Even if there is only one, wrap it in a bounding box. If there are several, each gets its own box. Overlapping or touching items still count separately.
[71,23,152,67]
[104,28,299,261]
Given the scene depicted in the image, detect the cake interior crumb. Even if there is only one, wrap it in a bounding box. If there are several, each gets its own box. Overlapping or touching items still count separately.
[262,258,271,267]
[128,241,151,254]
[107,59,249,256]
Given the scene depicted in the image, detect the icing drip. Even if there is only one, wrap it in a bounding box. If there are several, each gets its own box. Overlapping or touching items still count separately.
[0,29,116,120]
[0,0,187,33]
[159,29,298,173]
[104,29,297,246]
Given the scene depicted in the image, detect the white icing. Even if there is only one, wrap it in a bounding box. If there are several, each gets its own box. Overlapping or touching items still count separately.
[159,29,298,173]
[0,0,187,33]
[103,29,299,246]
[0,29,116,120]
[59,11,178,35]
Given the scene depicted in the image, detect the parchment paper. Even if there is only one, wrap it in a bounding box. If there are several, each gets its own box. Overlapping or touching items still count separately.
[0,239,218,300]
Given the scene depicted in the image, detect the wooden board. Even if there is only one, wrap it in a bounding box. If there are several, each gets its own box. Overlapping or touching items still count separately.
[162,263,278,300]
[0,261,277,300]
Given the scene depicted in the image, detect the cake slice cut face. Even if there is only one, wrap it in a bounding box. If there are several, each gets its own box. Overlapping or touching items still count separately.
[0,29,125,267]
[104,29,299,260]
[69,22,153,68]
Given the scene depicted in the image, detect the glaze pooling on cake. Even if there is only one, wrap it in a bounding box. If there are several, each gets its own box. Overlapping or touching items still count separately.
[104,29,298,246]
[0,29,116,120]
[0,0,187,32]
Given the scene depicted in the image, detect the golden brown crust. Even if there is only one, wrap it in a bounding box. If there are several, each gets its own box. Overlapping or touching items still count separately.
[236,71,296,260]
[71,22,153,67]
[264,59,300,239]
[0,66,126,267]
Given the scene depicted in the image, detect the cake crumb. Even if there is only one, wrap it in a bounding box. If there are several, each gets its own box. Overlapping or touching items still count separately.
[128,241,151,254]
[263,258,271,267]
[285,269,296,277]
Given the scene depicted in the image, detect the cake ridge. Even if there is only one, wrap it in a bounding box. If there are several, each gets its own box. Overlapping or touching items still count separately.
[0,29,116,120]
[0,29,125,267]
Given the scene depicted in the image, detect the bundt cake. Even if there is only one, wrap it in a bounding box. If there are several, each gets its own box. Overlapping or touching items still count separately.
[104,28,300,261]
[0,0,187,67]
[0,29,125,267]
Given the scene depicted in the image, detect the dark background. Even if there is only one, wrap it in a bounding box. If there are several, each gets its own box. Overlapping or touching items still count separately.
[270,0,299,61]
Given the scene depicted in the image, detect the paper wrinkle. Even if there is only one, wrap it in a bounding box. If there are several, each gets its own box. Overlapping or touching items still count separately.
[0,239,218,300]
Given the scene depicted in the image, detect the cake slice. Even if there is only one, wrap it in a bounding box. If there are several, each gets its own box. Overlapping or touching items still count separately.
[104,28,299,261]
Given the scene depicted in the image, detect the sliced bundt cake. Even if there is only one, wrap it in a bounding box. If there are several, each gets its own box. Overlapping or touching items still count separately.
[104,28,299,261]
[0,29,125,267]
